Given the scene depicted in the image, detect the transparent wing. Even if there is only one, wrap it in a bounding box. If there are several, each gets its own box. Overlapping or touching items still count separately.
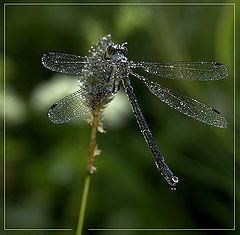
[42,52,88,75]
[131,72,227,128]
[131,61,228,81]
[48,81,111,124]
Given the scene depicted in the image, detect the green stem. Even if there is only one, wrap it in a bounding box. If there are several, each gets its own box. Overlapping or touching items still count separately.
[76,174,91,235]
[76,106,102,235]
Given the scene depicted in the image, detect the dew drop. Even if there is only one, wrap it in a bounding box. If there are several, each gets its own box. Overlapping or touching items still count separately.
[172,176,179,184]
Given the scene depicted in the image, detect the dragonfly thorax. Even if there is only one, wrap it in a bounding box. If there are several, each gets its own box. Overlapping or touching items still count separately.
[105,44,130,79]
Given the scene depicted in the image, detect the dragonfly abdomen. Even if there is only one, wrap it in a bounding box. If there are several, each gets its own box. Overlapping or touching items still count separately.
[122,77,178,189]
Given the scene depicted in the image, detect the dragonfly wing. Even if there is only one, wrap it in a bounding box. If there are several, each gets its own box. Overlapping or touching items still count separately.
[48,81,111,124]
[42,52,89,75]
[131,72,227,128]
[131,61,228,81]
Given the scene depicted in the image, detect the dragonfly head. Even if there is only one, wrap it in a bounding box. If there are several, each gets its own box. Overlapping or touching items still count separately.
[106,43,128,58]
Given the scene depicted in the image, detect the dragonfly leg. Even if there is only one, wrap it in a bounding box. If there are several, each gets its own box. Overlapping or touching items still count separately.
[112,77,120,93]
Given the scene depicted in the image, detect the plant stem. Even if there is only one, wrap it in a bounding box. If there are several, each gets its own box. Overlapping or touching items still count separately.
[87,106,102,173]
[76,106,102,235]
[76,174,90,235]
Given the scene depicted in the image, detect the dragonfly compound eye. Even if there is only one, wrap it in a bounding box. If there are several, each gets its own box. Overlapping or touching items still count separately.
[122,47,128,56]
[107,45,116,56]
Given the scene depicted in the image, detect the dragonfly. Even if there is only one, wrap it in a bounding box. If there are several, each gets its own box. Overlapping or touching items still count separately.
[42,34,228,189]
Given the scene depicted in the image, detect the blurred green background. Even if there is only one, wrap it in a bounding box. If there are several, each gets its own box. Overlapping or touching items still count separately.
[1,2,237,235]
